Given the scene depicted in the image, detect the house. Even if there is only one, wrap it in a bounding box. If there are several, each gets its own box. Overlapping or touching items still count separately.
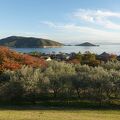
[45,57,52,61]
[97,52,110,62]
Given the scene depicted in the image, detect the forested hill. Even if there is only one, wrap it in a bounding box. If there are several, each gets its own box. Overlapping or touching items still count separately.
[0,36,63,48]
[76,42,99,46]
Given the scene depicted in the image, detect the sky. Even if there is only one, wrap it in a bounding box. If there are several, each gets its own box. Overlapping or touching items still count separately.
[1,0,120,43]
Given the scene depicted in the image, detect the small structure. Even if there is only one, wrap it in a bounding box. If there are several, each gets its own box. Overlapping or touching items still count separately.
[97,52,110,62]
[45,57,52,61]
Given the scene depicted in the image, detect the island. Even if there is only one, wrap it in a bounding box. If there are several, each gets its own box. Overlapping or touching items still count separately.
[0,36,63,48]
[76,42,99,46]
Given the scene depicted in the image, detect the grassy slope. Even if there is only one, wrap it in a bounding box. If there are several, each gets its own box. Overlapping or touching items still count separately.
[0,109,119,120]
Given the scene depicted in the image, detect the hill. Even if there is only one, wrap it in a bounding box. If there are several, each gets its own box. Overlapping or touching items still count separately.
[76,42,99,46]
[0,36,63,48]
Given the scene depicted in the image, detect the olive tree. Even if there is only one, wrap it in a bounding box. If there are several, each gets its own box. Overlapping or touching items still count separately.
[45,61,76,98]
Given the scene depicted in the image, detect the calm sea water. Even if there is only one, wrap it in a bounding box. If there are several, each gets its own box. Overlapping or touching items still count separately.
[12,45,120,55]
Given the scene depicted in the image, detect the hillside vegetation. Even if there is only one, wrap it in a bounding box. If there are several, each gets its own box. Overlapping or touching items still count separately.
[0,47,119,108]
[0,46,46,71]
[0,60,120,106]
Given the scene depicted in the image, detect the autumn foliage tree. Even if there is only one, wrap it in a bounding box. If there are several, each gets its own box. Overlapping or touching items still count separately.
[0,46,46,71]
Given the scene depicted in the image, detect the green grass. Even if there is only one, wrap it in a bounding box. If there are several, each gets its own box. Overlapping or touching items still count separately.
[0,108,119,120]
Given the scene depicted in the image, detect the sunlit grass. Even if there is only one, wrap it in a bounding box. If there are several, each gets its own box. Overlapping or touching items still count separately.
[0,109,119,120]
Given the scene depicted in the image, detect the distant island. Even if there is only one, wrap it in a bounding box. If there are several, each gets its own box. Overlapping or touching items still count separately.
[0,36,63,48]
[76,42,99,46]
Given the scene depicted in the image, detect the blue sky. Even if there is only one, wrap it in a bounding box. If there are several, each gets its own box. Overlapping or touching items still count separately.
[1,0,120,43]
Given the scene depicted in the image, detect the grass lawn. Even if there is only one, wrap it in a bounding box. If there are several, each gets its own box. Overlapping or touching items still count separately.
[0,108,119,120]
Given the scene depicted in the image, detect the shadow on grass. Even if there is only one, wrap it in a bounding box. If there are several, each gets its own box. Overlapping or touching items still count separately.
[0,101,119,111]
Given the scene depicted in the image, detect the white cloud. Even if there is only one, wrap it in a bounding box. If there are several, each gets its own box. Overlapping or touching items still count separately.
[41,21,120,43]
[40,21,57,28]
[40,9,120,43]
[73,9,120,30]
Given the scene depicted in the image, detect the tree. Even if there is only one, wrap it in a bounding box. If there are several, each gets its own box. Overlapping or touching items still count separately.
[90,67,112,104]
[45,61,75,98]
[0,46,46,71]
[0,71,24,102]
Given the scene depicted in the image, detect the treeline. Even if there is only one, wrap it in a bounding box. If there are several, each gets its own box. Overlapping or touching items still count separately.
[0,60,120,105]
[69,51,117,66]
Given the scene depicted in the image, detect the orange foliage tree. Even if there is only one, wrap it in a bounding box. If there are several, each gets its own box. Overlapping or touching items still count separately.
[0,46,46,71]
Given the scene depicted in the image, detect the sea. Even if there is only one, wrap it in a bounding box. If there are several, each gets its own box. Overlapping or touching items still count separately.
[12,45,120,55]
